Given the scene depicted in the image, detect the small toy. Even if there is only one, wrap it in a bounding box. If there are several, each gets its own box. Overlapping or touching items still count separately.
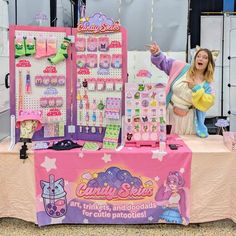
[25,71,31,93]
[25,36,36,56]
[48,37,71,65]
[15,36,25,58]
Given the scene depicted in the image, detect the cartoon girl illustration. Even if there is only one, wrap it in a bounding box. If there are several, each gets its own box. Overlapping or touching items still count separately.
[155,171,188,225]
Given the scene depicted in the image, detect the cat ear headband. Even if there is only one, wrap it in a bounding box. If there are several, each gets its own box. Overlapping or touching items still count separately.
[195,45,220,62]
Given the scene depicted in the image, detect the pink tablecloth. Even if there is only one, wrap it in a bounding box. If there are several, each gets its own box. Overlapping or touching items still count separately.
[0,135,235,224]
[34,136,191,226]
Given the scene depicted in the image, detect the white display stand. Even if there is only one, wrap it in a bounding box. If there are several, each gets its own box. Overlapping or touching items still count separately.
[0,0,10,141]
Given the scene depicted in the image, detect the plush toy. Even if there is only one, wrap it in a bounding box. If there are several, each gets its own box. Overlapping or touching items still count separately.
[25,36,36,56]
[15,36,26,58]
[48,37,71,65]
[35,36,47,59]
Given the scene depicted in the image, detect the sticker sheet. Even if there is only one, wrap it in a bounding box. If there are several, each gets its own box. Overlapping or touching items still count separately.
[124,83,166,147]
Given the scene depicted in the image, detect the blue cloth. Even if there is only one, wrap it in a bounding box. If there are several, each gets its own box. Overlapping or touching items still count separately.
[193,81,212,138]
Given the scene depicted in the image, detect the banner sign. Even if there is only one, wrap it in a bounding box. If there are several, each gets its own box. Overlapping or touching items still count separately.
[34,138,192,226]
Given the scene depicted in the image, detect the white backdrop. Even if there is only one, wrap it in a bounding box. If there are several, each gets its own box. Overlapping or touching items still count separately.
[86,0,188,51]
[201,15,236,130]
[8,0,50,26]
[0,0,10,140]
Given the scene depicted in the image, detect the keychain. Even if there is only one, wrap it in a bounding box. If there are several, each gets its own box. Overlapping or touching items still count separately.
[25,71,31,94]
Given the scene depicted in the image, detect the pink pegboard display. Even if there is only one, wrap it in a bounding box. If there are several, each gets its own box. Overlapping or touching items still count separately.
[74,13,127,142]
[9,25,70,142]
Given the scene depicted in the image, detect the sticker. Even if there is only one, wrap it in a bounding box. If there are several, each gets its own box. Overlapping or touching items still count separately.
[76,37,86,52]
[99,54,111,69]
[87,37,98,52]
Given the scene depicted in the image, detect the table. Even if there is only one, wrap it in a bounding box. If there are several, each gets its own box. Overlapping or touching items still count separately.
[0,135,235,223]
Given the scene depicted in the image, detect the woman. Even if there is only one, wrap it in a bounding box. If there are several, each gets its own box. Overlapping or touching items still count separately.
[150,42,215,137]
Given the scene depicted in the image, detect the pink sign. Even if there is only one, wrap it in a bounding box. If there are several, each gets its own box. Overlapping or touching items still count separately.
[77,13,120,34]
[16,59,32,67]
[34,136,192,226]
[43,66,57,73]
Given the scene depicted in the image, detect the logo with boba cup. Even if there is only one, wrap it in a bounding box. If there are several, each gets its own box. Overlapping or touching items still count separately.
[40,175,67,218]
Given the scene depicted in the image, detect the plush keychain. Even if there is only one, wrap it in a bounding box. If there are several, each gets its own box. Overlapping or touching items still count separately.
[25,71,31,93]
[15,36,26,58]
[47,36,57,56]
[48,37,71,65]
[35,36,47,59]
[25,36,36,56]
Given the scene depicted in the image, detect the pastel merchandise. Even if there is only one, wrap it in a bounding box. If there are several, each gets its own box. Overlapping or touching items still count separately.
[44,122,64,138]
[75,37,86,51]
[87,37,97,52]
[48,37,71,65]
[58,75,66,86]
[98,36,109,51]
[77,54,86,68]
[87,78,96,91]
[82,142,101,151]
[50,76,58,86]
[25,36,36,56]
[124,83,166,147]
[86,54,97,68]
[35,75,43,86]
[25,71,31,93]
[16,109,43,131]
[99,54,111,69]
[115,80,123,91]
[111,54,122,68]
[97,79,105,91]
[55,97,63,107]
[103,124,120,149]
[46,36,57,56]
[105,80,114,91]
[48,97,56,107]
[44,87,58,96]
[105,97,121,120]
[42,76,50,86]
[16,110,43,140]
[33,141,50,150]
[40,97,48,108]
[35,36,47,59]
[15,36,25,58]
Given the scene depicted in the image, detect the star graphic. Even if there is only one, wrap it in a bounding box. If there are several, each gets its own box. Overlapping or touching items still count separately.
[151,150,166,161]
[51,216,65,224]
[148,216,154,222]
[154,176,160,182]
[83,218,89,224]
[40,156,57,172]
[102,154,112,163]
